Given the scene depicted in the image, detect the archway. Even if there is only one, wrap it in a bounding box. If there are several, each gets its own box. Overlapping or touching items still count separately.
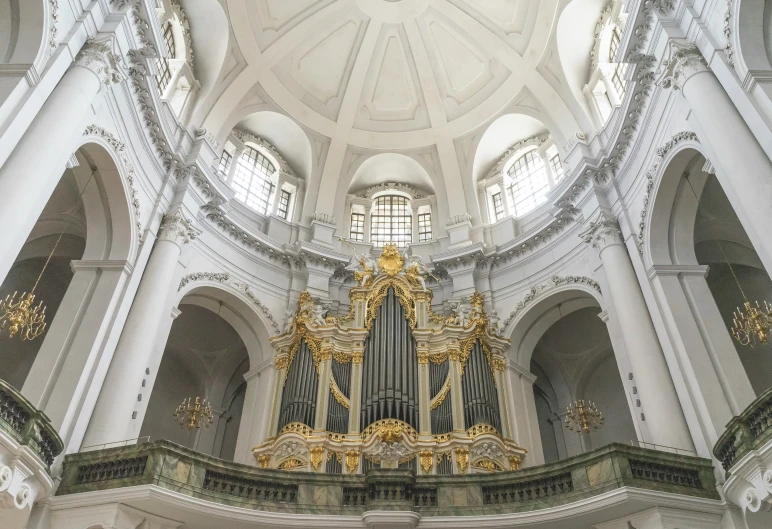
[529,305,637,462]
[505,285,639,465]
[140,303,249,461]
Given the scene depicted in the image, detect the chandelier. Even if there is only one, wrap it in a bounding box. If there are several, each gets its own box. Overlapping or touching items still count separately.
[684,174,772,347]
[173,396,214,430]
[565,400,604,434]
[0,169,97,341]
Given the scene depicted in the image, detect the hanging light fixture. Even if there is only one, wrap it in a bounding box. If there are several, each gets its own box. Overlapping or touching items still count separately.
[0,168,97,341]
[684,174,772,347]
[173,396,214,430]
[565,400,605,434]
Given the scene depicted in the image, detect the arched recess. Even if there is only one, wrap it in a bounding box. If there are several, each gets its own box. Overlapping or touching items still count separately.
[645,146,766,413]
[336,152,448,243]
[163,282,276,463]
[504,285,638,465]
[0,141,135,418]
[217,109,313,182]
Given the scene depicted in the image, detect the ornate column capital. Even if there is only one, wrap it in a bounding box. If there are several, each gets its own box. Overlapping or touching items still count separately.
[158,208,199,246]
[579,210,624,252]
[74,35,127,86]
[658,40,709,91]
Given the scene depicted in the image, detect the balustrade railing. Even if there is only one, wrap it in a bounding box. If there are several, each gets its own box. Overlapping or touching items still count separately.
[714,387,772,473]
[57,440,717,516]
[0,379,63,471]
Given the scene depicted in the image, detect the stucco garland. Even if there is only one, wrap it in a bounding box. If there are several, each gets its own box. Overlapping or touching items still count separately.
[635,131,699,254]
[82,125,145,242]
[501,276,602,330]
[177,272,281,334]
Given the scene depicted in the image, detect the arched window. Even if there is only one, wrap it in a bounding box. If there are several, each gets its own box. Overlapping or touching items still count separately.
[232,145,277,215]
[505,150,549,217]
[156,22,175,91]
[371,195,412,247]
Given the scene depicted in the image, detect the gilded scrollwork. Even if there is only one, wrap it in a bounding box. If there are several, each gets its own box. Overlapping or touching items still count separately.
[429,376,451,411]
[329,376,350,409]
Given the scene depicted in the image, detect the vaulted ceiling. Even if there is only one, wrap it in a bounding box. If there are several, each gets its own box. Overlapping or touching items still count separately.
[188,0,602,215]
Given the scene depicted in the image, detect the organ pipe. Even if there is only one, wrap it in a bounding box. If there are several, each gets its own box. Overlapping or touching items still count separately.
[461,341,501,431]
[360,288,419,430]
[277,340,318,431]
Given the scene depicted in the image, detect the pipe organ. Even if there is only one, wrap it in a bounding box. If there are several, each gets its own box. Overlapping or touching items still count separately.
[255,244,526,475]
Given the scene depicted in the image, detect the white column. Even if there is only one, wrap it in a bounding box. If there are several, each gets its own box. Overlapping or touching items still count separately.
[81,208,198,447]
[660,42,772,275]
[225,145,244,185]
[448,351,465,432]
[504,361,544,466]
[0,36,125,284]
[314,346,332,430]
[417,350,431,435]
[292,183,306,225]
[21,260,133,444]
[580,211,694,451]
[348,348,364,434]
[233,359,276,465]
[270,172,289,216]
[363,203,373,244]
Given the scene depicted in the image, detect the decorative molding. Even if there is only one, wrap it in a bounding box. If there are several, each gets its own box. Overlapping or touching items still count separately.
[177,271,281,334]
[658,41,709,91]
[446,214,472,227]
[724,0,734,68]
[158,207,198,246]
[636,131,700,253]
[49,0,60,51]
[590,3,615,68]
[232,129,295,177]
[501,275,602,329]
[355,182,425,199]
[489,135,547,178]
[579,211,624,251]
[169,1,194,67]
[75,36,127,85]
[83,125,145,241]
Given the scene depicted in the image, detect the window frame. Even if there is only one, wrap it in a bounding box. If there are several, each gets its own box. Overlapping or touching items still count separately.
[217,150,233,180]
[350,212,365,242]
[505,149,550,218]
[155,22,175,92]
[231,144,278,216]
[371,194,412,248]
[418,213,432,242]
[491,192,505,222]
[278,189,291,219]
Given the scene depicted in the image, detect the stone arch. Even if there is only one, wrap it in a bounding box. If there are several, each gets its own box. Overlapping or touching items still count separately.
[643,144,760,447]
[0,0,47,68]
[174,282,274,368]
[731,0,772,85]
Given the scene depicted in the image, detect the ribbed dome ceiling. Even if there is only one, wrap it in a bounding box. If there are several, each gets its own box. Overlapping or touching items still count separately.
[226,0,553,150]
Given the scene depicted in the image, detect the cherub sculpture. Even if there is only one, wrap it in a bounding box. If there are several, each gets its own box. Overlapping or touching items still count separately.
[403,253,429,291]
[345,248,379,287]
[311,303,328,326]
[488,310,501,335]
[283,309,296,334]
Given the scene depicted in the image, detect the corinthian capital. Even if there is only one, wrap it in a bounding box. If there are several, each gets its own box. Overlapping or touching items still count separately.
[658,40,709,90]
[158,208,199,246]
[74,35,127,86]
[579,211,624,251]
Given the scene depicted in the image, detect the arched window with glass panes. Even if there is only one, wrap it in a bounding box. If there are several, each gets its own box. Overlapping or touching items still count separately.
[216,136,301,221]
[485,141,565,223]
[348,192,433,246]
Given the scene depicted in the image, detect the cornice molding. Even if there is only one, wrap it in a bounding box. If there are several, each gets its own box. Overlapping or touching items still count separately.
[488,135,547,179]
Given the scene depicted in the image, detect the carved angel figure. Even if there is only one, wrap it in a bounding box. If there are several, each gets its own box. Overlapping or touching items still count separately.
[283,309,296,334]
[403,253,429,291]
[488,310,501,335]
[345,249,379,287]
[311,303,328,326]
[447,301,470,326]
